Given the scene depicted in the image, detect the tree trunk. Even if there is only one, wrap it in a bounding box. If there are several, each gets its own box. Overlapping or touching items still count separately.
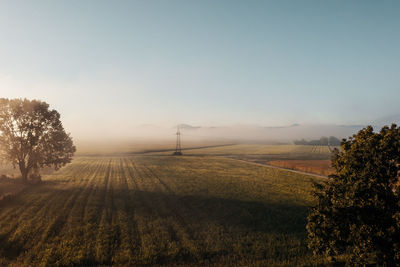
[30,167,41,183]
[19,162,29,183]
[21,169,28,182]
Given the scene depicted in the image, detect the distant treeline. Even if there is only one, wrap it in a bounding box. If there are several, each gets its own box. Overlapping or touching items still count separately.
[294,136,341,146]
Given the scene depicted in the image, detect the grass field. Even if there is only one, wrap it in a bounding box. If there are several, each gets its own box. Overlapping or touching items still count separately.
[268,160,334,176]
[153,144,334,161]
[178,144,332,156]
[0,155,328,266]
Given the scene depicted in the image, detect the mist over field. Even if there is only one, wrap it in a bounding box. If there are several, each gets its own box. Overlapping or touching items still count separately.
[73,118,400,154]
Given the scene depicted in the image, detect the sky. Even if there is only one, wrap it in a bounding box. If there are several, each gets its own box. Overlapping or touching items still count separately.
[0,0,399,140]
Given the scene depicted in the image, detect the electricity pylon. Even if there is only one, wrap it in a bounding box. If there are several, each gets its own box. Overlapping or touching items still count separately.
[173,125,183,155]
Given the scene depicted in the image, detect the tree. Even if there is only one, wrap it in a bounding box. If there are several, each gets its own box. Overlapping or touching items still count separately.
[328,136,341,146]
[306,125,400,266]
[319,136,329,146]
[294,136,341,146]
[294,138,307,145]
[0,98,76,182]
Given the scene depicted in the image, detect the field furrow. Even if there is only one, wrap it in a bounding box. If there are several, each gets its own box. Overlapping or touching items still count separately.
[139,163,201,262]
[127,158,189,264]
[110,158,141,265]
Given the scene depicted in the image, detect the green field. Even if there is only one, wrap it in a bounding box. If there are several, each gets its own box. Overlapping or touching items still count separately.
[0,155,328,266]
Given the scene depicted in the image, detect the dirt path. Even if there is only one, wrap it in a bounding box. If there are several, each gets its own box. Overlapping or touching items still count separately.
[227,158,328,179]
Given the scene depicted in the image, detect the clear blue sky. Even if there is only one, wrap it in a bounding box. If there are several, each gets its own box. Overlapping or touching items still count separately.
[0,0,399,138]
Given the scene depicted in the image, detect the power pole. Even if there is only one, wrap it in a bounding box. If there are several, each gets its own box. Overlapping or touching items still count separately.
[173,125,183,155]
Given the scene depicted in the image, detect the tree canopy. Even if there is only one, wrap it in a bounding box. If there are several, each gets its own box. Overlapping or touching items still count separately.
[294,136,341,146]
[0,98,76,182]
[306,125,400,266]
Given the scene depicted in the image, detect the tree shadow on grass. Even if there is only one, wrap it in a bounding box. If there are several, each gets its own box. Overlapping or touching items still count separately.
[1,181,309,235]
[125,190,310,265]
[0,182,311,265]
[0,232,25,261]
[128,189,309,235]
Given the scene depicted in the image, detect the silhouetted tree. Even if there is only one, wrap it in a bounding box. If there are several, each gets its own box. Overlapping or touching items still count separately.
[319,136,329,146]
[294,138,307,145]
[306,125,400,266]
[328,136,341,146]
[0,98,76,182]
[294,136,341,146]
